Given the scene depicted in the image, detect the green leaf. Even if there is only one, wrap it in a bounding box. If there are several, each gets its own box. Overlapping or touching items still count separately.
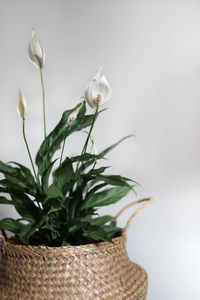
[8,162,36,188]
[70,153,97,163]
[44,185,66,208]
[41,159,58,193]
[18,220,43,245]
[85,183,108,198]
[0,160,17,175]
[86,166,110,177]
[90,215,113,226]
[0,196,12,205]
[0,161,37,195]
[42,215,60,240]
[53,158,74,195]
[10,190,41,223]
[83,225,113,243]
[102,225,122,238]
[0,185,8,193]
[82,186,132,209]
[36,101,97,175]
[95,174,134,187]
[0,218,24,234]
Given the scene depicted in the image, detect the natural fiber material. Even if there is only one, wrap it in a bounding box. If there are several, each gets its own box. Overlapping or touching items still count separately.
[0,198,153,300]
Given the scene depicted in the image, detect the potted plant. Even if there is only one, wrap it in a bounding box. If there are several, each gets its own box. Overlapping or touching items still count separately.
[0,30,153,300]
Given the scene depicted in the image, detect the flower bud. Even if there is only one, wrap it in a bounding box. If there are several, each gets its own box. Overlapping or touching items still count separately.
[67,103,83,124]
[28,29,46,69]
[17,90,27,119]
[85,67,112,108]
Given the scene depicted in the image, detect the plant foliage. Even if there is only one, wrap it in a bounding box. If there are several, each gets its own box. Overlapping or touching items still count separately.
[0,101,136,246]
[0,32,137,246]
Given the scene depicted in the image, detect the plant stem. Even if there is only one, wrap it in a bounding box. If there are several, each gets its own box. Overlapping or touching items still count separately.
[83,105,99,155]
[76,105,99,173]
[60,137,66,166]
[59,126,69,166]
[40,67,47,139]
[22,118,37,181]
[22,119,41,208]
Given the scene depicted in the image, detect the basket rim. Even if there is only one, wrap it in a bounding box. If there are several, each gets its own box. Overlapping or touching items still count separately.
[1,233,127,258]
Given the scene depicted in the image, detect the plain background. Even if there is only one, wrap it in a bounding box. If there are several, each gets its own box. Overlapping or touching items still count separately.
[0,1,200,299]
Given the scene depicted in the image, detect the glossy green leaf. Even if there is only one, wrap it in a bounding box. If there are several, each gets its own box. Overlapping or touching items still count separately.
[83,225,113,243]
[18,220,43,245]
[0,185,8,193]
[0,161,37,195]
[53,158,74,195]
[102,225,122,238]
[0,218,24,234]
[8,162,36,188]
[82,186,132,209]
[95,174,133,187]
[70,153,97,163]
[44,185,66,208]
[41,159,58,193]
[10,190,41,223]
[90,215,113,226]
[0,196,12,205]
[36,101,97,175]
[85,183,108,198]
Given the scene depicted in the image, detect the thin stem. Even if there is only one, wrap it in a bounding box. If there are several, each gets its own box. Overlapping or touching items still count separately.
[76,105,99,173]
[60,137,66,166]
[59,126,69,166]
[82,105,99,155]
[22,119,41,208]
[40,67,47,139]
[22,118,37,180]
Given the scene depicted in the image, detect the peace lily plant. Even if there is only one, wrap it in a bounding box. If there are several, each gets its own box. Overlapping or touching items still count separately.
[0,30,136,247]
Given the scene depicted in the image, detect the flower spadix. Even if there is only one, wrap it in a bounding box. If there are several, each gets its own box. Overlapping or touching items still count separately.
[85,67,112,108]
[67,103,83,124]
[28,29,46,69]
[17,90,27,119]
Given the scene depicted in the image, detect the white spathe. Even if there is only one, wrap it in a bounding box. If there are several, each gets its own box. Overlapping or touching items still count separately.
[17,90,27,119]
[85,67,112,108]
[28,29,46,69]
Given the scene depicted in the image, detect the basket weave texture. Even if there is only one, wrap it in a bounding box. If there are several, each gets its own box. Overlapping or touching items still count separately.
[0,198,152,300]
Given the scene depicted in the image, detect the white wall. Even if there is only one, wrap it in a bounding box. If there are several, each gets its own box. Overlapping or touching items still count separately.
[0,1,200,299]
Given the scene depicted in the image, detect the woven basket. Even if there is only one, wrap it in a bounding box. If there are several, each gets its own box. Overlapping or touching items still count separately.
[0,198,152,300]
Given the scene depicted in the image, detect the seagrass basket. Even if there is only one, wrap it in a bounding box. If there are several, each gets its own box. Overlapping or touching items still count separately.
[0,198,152,300]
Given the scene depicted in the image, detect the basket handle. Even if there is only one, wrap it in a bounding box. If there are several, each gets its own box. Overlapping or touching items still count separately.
[0,234,6,254]
[113,197,153,236]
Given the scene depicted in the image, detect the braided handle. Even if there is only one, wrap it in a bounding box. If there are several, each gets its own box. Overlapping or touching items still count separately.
[113,197,153,236]
[0,234,6,254]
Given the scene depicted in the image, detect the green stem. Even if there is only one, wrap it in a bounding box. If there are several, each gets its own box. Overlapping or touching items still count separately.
[59,126,69,166]
[40,67,47,139]
[22,118,37,180]
[82,105,99,155]
[60,137,66,166]
[76,105,99,173]
[22,119,41,208]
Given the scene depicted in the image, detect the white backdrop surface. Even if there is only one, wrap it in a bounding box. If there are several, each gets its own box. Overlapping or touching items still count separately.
[0,1,200,299]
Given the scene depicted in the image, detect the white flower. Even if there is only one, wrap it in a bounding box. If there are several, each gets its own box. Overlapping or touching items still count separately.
[67,103,83,124]
[85,67,112,108]
[17,90,27,119]
[28,29,46,69]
